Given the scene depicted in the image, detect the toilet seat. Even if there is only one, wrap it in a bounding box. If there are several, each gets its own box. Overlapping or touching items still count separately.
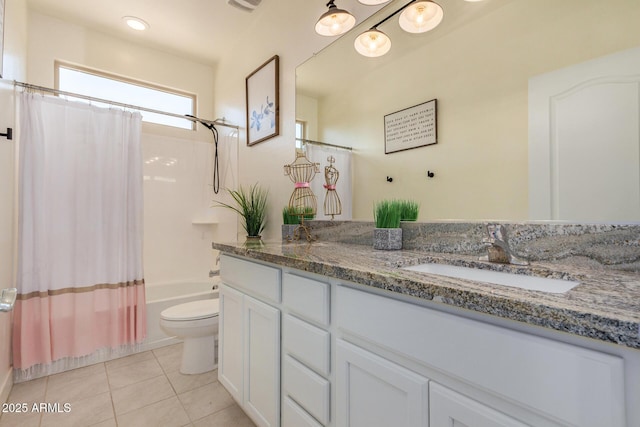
[160,299,219,321]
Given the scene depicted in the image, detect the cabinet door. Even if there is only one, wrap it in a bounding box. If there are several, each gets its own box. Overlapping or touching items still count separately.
[244,295,281,427]
[430,382,528,427]
[336,339,428,427]
[218,284,244,404]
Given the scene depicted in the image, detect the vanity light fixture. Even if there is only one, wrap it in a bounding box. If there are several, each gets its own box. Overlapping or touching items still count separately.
[398,0,444,33]
[123,16,149,31]
[358,0,391,5]
[354,0,443,57]
[315,0,356,36]
[354,28,391,57]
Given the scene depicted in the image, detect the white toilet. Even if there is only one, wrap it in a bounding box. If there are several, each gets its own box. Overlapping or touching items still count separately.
[159,298,220,374]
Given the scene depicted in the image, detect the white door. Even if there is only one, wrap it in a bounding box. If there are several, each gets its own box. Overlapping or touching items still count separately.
[218,284,244,404]
[335,339,429,427]
[430,382,528,427]
[244,294,280,427]
[529,46,640,221]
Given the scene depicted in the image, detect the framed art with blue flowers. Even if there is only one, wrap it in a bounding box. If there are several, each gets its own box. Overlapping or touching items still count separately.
[246,55,279,146]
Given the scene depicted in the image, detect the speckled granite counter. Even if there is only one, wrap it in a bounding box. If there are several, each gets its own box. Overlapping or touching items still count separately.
[212,238,640,350]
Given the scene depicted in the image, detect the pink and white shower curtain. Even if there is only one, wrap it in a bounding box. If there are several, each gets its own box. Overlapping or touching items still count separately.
[13,93,146,380]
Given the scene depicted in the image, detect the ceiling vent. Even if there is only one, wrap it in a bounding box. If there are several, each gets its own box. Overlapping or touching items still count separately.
[227,0,262,12]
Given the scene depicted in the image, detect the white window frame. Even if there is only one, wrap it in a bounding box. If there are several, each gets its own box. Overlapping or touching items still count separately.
[55,61,197,130]
[296,120,307,149]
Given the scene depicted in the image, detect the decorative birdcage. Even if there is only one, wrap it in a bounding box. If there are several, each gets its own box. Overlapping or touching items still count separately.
[323,155,342,219]
[284,151,320,241]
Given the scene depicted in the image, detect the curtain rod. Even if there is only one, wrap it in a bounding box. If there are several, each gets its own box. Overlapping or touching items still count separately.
[11,80,239,130]
[297,138,352,151]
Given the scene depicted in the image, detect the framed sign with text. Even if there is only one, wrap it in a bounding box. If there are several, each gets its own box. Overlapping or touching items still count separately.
[384,99,437,154]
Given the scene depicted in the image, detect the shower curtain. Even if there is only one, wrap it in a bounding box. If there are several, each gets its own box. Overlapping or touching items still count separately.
[306,143,353,220]
[13,93,146,380]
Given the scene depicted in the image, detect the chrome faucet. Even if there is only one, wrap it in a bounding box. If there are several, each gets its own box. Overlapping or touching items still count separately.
[479,224,528,266]
[209,254,221,278]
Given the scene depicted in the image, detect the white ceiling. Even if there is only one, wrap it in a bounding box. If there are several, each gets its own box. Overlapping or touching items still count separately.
[25,0,383,66]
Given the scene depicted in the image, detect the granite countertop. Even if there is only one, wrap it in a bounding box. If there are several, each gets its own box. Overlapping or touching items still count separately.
[212,239,640,350]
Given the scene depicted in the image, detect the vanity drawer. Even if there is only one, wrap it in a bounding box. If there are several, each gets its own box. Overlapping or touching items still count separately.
[282,396,323,427]
[283,355,330,425]
[282,272,330,326]
[220,255,281,304]
[283,314,330,376]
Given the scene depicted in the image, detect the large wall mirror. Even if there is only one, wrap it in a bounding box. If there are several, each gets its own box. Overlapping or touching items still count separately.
[296,0,640,222]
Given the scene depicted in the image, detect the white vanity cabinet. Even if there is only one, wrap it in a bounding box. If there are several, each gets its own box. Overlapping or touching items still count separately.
[335,339,429,427]
[336,285,626,427]
[219,255,281,427]
[281,272,332,427]
[217,253,636,427]
[429,382,528,427]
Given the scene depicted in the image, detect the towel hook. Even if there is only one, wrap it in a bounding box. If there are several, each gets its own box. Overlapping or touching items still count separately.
[1,128,12,141]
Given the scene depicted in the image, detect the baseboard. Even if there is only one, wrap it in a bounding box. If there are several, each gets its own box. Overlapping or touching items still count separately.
[0,368,12,404]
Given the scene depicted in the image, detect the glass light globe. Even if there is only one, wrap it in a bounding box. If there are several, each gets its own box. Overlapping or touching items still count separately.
[398,1,444,34]
[354,29,391,57]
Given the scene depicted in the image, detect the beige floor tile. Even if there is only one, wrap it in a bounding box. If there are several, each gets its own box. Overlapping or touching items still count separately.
[5,377,47,404]
[166,368,219,395]
[46,364,109,403]
[178,381,235,422]
[106,357,164,390]
[116,396,190,427]
[105,350,155,371]
[0,408,42,427]
[88,418,117,427]
[40,391,114,427]
[153,343,183,373]
[192,403,256,427]
[111,374,175,415]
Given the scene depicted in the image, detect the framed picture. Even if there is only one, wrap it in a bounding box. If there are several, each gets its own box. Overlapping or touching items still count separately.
[0,0,5,78]
[246,55,279,146]
[384,99,437,154]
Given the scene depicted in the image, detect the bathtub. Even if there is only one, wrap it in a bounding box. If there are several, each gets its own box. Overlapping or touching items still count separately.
[143,279,219,351]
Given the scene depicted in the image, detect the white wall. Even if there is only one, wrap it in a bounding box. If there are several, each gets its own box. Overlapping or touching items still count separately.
[316,0,640,221]
[296,93,319,142]
[0,0,28,405]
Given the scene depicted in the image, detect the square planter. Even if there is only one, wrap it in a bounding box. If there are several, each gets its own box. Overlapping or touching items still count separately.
[373,228,402,250]
[282,224,297,241]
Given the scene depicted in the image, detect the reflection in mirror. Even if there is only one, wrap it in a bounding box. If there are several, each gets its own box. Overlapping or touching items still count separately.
[296,0,640,222]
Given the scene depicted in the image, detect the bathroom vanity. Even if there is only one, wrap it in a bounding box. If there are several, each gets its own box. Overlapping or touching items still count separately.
[214,223,640,427]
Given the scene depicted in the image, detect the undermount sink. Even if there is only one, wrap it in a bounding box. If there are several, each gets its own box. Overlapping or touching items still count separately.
[402,263,579,294]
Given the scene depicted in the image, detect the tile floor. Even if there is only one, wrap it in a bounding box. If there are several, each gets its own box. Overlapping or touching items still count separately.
[0,344,256,427]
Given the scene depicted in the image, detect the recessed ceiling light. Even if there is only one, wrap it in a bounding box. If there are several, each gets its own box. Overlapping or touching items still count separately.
[123,16,149,31]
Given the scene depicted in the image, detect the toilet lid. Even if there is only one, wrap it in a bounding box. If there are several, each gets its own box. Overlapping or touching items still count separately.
[160,299,220,321]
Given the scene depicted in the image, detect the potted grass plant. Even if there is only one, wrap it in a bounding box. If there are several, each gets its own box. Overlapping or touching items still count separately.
[399,199,420,222]
[373,200,403,250]
[215,183,268,240]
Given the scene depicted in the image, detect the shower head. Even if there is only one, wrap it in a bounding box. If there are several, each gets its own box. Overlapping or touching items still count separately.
[185,114,216,131]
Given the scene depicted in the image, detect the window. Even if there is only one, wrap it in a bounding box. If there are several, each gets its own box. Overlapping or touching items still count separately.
[296,120,306,149]
[56,62,196,130]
